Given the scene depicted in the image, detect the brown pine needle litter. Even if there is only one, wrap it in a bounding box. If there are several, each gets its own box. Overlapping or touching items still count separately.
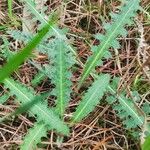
[0,0,150,150]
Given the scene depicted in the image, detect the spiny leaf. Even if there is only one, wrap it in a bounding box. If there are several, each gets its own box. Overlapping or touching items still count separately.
[0,94,48,123]
[8,0,13,19]
[21,122,48,150]
[22,0,76,56]
[21,0,48,25]
[7,30,33,44]
[0,94,10,104]
[79,0,140,87]
[7,27,70,55]
[7,30,53,54]
[72,74,110,123]
[31,71,45,87]
[22,0,59,32]
[3,78,69,135]
[0,22,51,83]
[0,37,17,61]
[47,39,75,116]
[12,93,49,117]
[142,103,150,116]
[107,79,144,129]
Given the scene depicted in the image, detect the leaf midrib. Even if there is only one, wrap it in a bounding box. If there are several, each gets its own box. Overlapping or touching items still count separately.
[27,123,45,149]
[73,82,103,122]
[58,44,64,115]
[24,0,76,55]
[108,86,143,125]
[5,79,55,124]
[80,0,135,85]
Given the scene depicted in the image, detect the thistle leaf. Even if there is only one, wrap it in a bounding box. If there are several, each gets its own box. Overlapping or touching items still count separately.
[21,0,47,25]
[142,103,150,116]
[7,30,33,44]
[107,80,144,129]
[72,74,110,123]
[79,0,140,87]
[0,94,9,104]
[47,39,75,116]
[21,122,48,150]
[22,0,76,56]
[31,71,45,87]
[3,78,69,135]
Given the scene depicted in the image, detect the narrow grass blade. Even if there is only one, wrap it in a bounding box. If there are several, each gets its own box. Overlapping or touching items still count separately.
[0,22,51,83]
[142,136,150,150]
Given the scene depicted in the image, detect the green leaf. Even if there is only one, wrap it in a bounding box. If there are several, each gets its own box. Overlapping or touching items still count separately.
[3,78,69,135]
[21,122,48,150]
[142,136,150,150]
[72,74,110,123]
[47,39,74,116]
[22,0,59,27]
[7,30,33,45]
[22,0,48,25]
[0,94,10,104]
[142,103,150,116]
[31,72,45,87]
[12,93,49,117]
[8,0,13,19]
[22,0,76,56]
[0,22,52,83]
[1,37,16,61]
[107,80,144,129]
[0,26,7,30]
[79,0,140,87]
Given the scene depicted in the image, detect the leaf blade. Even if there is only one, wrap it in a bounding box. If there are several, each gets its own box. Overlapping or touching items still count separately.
[72,74,110,123]
[4,78,69,135]
[21,122,48,150]
[79,0,140,87]
[0,22,51,83]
